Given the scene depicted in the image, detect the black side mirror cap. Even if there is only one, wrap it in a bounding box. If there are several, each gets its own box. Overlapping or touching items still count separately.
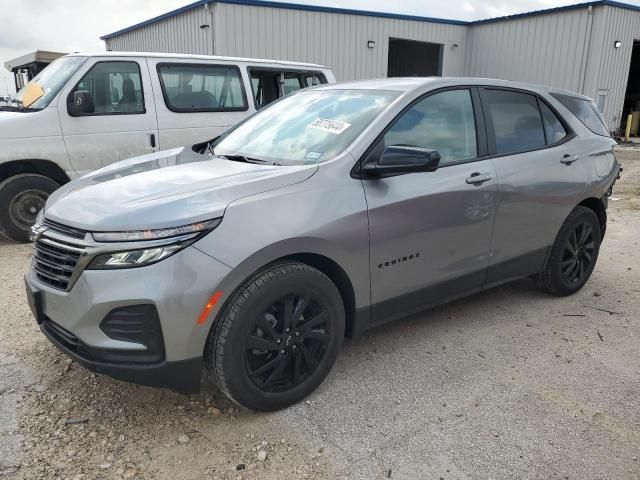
[68,90,94,116]
[362,145,441,177]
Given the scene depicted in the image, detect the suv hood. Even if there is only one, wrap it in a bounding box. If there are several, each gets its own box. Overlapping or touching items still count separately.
[44,147,318,231]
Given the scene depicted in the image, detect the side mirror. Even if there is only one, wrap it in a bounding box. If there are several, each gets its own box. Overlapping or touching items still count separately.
[69,90,94,116]
[362,145,441,177]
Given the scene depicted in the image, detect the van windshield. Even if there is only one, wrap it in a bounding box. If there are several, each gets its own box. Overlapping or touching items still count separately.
[13,56,87,110]
[213,89,400,165]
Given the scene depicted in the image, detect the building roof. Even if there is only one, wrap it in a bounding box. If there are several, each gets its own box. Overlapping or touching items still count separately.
[100,0,640,40]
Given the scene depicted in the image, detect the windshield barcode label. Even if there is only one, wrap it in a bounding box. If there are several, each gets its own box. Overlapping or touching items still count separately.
[307,118,352,135]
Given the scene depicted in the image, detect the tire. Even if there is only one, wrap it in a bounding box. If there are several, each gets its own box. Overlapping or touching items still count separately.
[205,261,345,411]
[0,174,59,242]
[535,206,602,296]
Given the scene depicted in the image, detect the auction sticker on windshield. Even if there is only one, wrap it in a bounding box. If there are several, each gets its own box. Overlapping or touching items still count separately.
[307,118,351,135]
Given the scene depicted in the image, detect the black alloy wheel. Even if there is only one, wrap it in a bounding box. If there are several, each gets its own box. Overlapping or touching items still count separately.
[560,220,596,285]
[206,262,345,411]
[245,293,331,392]
[536,205,601,296]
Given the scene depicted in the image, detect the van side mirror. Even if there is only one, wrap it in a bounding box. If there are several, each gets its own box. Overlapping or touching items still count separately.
[69,90,94,116]
[362,145,441,177]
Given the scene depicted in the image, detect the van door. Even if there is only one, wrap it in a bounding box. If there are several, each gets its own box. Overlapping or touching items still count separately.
[150,60,251,150]
[58,58,159,176]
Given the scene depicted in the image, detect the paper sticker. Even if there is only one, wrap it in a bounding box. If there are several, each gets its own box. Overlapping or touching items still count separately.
[305,151,323,160]
[307,118,351,135]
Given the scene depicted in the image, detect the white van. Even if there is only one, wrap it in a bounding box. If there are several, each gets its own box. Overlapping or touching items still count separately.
[0,52,335,241]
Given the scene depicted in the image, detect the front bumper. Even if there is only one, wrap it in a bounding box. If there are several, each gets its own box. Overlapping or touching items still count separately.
[25,245,232,394]
[40,313,202,394]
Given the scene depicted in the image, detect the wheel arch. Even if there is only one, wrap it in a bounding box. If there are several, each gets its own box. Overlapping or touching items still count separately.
[0,159,71,185]
[577,197,607,238]
[281,252,357,338]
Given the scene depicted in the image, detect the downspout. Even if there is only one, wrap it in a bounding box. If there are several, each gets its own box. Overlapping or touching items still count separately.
[578,5,594,94]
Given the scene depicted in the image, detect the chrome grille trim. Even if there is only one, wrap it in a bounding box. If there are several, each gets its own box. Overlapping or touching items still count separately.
[43,219,88,240]
[33,237,86,291]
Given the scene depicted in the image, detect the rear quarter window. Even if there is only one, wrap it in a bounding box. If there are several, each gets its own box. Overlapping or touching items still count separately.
[551,93,609,137]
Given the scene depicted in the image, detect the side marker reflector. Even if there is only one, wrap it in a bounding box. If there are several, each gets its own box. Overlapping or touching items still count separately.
[197,291,223,325]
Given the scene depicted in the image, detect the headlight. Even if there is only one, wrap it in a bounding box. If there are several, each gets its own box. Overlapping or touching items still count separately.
[91,218,221,242]
[87,244,184,269]
[86,218,222,269]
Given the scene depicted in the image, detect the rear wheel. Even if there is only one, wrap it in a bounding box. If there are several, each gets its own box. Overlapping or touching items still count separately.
[206,262,345,411]
[536,206,601,296]
[0,174,59,242]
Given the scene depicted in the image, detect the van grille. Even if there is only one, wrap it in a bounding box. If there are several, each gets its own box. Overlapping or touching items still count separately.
[33,238,84,291]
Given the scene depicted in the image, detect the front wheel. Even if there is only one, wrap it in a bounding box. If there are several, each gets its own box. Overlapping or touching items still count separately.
[0,174,60,242]
[536,206,602,296]
[206,262,345,411]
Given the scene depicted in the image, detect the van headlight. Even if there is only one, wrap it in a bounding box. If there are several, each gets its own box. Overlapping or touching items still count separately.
[86,218,221,269]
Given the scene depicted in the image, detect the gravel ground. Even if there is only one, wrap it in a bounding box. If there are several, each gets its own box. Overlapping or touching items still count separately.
[1,147,639,480]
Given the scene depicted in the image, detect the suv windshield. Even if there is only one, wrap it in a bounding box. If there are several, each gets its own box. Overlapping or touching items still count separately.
[13,56,87,110]
[213,89,400,165]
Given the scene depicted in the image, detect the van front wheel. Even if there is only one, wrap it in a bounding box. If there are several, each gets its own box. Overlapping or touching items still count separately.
[0,174,59,242]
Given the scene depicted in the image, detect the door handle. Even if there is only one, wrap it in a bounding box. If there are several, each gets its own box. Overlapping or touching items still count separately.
[466,172,494,185]
[149,133,156,149]
[561,154,579,165]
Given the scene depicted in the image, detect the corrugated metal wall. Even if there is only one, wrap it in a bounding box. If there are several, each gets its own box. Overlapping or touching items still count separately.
[211,2,466,80]
[105,6,214,55]
[587,5,640,128]
[104,2,640,130]
[464,4,640,129]
[464,8,593,93]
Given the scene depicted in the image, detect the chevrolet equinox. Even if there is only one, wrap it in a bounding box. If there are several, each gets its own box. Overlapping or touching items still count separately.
[25,78,620,411]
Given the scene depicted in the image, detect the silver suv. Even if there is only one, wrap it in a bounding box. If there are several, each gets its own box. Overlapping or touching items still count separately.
[25,78,620,411]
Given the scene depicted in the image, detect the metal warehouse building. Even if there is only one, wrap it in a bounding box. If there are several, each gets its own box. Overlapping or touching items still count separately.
[101,0,640,131]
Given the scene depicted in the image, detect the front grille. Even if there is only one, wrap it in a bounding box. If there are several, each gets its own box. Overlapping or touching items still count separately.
[33,238,83,291]
[43,219,87,239]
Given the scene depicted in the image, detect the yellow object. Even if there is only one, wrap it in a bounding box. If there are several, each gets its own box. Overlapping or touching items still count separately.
[21,83,45,108]
[625,114,633,142]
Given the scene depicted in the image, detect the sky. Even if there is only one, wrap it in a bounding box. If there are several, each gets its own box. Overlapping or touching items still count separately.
[2,0,640,93]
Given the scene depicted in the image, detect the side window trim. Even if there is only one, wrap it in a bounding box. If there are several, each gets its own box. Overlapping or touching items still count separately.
[67,60,146,117]
[479,86,576,158]
[156,62,248,113]
[352,86,485,178]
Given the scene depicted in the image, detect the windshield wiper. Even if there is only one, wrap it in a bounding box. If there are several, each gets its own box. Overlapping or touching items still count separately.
[216,153,280,165]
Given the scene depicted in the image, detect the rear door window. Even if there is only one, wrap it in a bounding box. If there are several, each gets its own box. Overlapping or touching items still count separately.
[483,89,546,155]
[551,93,609,137]
[157,63,247,112]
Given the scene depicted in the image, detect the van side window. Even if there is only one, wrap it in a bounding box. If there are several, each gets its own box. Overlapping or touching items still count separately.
[249,70,327,109]
[157,64,247,112]
[483,90,546,155]
[382,89,477,166]
[539,101,567,144]
[71,61,144,115]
